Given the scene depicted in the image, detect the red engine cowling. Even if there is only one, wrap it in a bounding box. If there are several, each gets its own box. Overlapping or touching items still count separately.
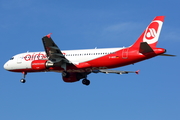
[31,60,53,71]
[62,72,80,83]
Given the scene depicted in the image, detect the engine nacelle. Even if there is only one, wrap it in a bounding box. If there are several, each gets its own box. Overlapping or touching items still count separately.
[31,60,54,71]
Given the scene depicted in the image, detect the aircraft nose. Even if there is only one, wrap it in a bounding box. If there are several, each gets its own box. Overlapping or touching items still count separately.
[3,62,9,70]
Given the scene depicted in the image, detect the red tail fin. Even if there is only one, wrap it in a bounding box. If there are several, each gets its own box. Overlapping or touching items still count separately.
[131,16,165,48]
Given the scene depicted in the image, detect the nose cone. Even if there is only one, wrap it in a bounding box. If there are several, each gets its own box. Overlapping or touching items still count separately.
[3,62,9,70]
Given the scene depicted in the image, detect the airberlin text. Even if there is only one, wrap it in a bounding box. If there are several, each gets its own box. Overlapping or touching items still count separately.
[24,53,47,61]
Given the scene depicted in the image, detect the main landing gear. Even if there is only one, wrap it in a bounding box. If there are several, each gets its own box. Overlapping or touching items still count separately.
[62,71,91,86]
[20,72,27,83]
[82,79,90,86]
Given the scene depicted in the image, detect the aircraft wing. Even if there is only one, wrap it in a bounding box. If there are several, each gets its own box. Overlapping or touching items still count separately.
[93,69,139,74]
[42,33,71,69]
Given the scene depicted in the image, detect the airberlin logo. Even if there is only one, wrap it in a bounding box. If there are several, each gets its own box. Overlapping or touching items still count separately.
[24,53,47,61]
[145,22,159,40]
[24,52,66,61]
[146,28,157,40]
[143,20,163,44]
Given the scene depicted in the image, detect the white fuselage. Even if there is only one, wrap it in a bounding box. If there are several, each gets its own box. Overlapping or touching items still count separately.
[4,47,123,71]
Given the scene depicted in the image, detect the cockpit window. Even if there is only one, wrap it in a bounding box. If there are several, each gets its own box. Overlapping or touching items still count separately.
[10,57,14,60]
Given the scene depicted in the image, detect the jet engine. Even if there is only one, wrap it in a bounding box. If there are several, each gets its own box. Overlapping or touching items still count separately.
[31,60,54,71]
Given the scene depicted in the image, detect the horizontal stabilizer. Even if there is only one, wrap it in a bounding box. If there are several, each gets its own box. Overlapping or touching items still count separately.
[139,42,154,54]
[159,54,176,57]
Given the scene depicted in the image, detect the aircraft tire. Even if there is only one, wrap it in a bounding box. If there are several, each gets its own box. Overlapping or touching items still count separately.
[20,79,26,83]
[82,79,90,86]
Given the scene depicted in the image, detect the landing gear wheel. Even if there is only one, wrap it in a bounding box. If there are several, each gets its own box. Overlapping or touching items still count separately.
[82,79,90,86]
[62,71,70,78]
[20,72,27,83]
[20,79,26,83]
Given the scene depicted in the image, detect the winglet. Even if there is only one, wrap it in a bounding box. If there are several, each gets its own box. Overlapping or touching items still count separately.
[46,33,52,38]
[135,70,140,74]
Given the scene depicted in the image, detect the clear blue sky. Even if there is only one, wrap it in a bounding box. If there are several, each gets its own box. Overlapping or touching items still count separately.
[1,0,180,120]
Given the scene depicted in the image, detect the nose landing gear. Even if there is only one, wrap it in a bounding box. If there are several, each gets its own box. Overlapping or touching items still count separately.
[20,79,26,83]
[20,72,27,83]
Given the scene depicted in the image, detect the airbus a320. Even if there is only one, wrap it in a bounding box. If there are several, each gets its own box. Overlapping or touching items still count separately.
[3,16,175,86]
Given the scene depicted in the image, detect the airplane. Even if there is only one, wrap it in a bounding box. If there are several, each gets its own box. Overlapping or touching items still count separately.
[3,16,175,86]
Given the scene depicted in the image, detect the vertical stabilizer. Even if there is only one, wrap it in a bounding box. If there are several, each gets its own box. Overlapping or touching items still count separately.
[131,16,165,48]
